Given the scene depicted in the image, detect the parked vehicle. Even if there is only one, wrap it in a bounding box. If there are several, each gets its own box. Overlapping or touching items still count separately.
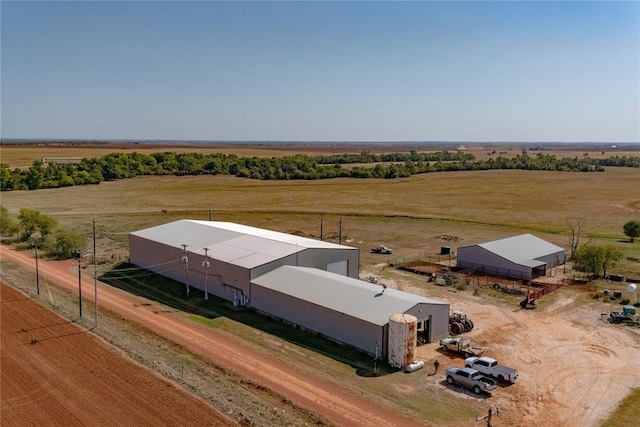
[445,367,497,394]
[464,356,518,382]
[371,245,392,254]
[440,337,484,357]
[449,310,475,335]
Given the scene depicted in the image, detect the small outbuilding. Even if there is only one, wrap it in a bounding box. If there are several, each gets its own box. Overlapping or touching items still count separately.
[456,234,565,280]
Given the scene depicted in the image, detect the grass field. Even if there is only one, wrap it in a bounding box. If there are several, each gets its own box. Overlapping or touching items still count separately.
[2,164,639,271]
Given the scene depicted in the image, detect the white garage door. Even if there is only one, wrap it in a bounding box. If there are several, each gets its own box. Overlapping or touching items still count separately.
[327,260,348,276]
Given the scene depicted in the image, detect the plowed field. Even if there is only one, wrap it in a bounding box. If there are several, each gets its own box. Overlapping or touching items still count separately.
[1,283,237,427]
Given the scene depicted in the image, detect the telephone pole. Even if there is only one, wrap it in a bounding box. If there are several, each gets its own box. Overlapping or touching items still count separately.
[93,218,98,327]
[202,247,210,300]
[35,243,40,295]
[77,254,83,318]
[476,406,500,427]
[181,244,190,296]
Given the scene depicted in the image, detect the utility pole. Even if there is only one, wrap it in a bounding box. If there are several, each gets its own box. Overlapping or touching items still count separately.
[338,218,342,245]
[93,218,98,327]
[78,254,83,318]
[476,406,500,427]
[181,244,190,296]
[202,247,210,300]
[35,243,40,295]
[320,217,323,241]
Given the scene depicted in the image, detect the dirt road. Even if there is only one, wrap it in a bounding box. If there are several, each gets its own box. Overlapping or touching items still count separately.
[0,246,427,427]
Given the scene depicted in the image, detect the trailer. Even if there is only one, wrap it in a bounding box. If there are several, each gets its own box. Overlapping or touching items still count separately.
[440,337,484,357]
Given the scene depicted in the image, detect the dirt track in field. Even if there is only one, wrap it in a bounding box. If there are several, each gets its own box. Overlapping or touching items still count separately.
[0,246,427,427]
[0,283,238,427]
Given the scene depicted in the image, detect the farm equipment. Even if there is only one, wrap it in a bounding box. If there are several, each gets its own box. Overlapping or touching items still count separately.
[429,272,455,286]
[603,306,640,326]
[371,245,393,254]
[449,310,475,335]
[520,295,537,310]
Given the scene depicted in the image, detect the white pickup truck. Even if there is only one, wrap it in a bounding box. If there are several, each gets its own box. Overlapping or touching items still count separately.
[464,356,518,382]
[440,337,484,357]
[445,367,497,394]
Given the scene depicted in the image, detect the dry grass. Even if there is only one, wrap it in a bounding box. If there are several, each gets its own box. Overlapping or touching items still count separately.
[2,166,639,258]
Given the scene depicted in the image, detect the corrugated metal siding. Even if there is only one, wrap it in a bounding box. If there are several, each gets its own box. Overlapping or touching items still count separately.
[250,284,384,356]
[457,234,566,280]
[129,235,251,301]
[458,245,533,280]
[404,303,450,342]
[129,220,358,303]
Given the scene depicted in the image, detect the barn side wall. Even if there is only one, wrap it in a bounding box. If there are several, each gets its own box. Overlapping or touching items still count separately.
[250,284,384,356]
[457,246,532,280]
[129,235,251,303]
[403,303,450,343]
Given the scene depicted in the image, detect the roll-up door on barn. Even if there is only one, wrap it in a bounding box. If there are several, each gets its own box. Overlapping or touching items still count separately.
[327,260,348,276]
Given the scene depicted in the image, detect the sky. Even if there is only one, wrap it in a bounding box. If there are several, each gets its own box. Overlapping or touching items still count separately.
[1,1,638,143]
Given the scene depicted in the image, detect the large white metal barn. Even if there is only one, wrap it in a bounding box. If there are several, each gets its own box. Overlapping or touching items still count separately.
[129,220,450,360]
[129,220,359,304]
[251,265,450,359]
[456,233,565,280]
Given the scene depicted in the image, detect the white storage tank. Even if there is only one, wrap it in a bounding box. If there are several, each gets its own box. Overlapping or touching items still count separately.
[388,313,418,369]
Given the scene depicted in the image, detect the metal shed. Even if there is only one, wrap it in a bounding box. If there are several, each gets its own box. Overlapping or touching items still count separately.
[456,234,565,280]
[250,266,450,358]
[129,220,359,304]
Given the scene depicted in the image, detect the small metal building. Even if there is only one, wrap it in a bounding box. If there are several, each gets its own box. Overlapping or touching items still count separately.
[456,233,565,280]
[250,266,450,358]
[129,220,359,304]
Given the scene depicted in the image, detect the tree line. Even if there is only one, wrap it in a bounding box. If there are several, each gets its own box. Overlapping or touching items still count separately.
[2,149,639,191]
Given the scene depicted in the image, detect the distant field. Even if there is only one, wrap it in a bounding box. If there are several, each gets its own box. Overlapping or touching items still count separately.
[1,141,639,168]
[2,144,639,272]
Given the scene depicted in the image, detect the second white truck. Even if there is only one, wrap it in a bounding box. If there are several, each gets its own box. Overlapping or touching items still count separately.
[446,367,497,394]
[464,356,518,382]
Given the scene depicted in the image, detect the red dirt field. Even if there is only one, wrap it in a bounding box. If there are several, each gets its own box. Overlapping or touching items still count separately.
[0,283,238,427]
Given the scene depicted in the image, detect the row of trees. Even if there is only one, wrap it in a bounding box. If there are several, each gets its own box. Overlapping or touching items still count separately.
[0,206,87,259]
[3,150,638,191]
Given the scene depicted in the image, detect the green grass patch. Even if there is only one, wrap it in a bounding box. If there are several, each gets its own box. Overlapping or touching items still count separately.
[601,387,640,427]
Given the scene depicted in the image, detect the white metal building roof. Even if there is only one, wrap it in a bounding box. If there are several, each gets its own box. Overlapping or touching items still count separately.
[130,220,353,269]
[251,265,447,326]
[475,234,564,267]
